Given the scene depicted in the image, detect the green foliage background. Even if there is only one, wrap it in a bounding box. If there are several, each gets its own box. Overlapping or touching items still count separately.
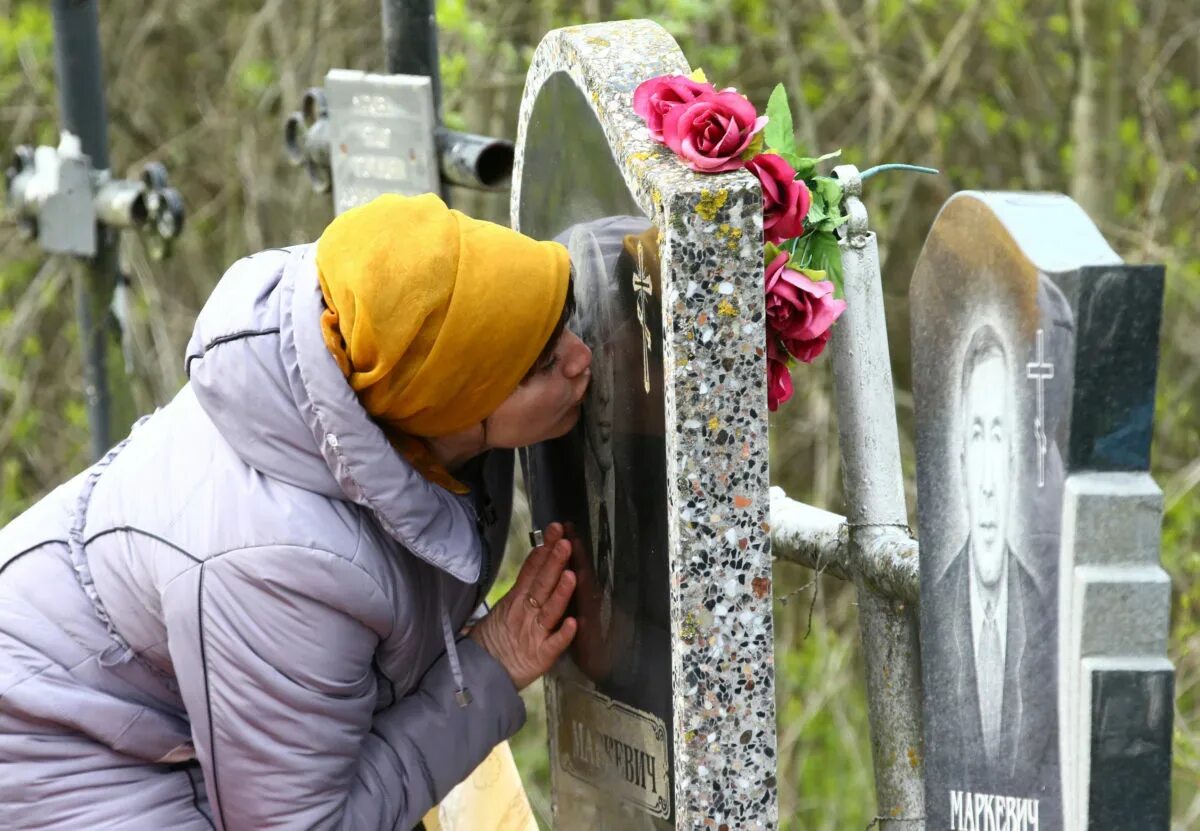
[1,0,1197,827]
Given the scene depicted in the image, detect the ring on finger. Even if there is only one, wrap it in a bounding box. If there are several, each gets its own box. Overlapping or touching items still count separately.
[525,594,540,610]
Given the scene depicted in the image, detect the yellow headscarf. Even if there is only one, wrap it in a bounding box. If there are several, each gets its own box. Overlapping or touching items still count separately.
[315,193,570,493]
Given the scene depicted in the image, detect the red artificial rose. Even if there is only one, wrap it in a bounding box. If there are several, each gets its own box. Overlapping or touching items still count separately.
[764,252,846,364]
[766,336,793,411]
[746,153,811,244]
[662,90,768,174]
[632,75,715,142]
[783,328,834,364]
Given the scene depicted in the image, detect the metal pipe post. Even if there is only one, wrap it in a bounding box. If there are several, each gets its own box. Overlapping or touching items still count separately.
[380,0,448,203]
[51,0,129,460]
[829,166,925,829]
[381,0,442,115]
[51,0,109,169]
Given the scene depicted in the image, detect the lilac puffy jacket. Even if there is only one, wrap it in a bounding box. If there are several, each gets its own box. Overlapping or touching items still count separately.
[0,245,523,830]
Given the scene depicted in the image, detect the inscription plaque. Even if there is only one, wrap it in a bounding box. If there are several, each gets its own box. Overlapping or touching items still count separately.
[551,681,671,820]
[323,69,440,216]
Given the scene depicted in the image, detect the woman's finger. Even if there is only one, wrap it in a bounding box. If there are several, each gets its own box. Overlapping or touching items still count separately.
[541,522,564,548]
[543,616,577,658]
[511,546,549,596]
[526,538,570,606]
[536,569,575,628]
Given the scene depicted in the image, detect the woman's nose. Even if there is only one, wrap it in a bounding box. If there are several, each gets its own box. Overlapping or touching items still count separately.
[562,330,592,378]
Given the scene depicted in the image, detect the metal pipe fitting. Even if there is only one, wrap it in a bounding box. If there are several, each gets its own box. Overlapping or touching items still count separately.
[828,181,926,829]
[769,488,920,604]
[93,178,148,229]
[435,128,514,191]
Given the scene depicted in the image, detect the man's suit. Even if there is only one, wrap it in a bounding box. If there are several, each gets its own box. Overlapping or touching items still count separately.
[926,542,1058,794]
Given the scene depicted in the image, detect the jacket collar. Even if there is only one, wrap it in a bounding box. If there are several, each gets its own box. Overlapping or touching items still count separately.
[280,246,483,584]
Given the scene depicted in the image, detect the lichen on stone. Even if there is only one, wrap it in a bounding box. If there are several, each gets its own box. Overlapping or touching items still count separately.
[694,188,729,221]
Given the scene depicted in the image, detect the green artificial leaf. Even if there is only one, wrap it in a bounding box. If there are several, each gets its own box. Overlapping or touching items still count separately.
[806,231,844,297]
[764,83,796,157]
[803,198,828,229]
[804,176,848,233]
[812,176,843,208]
[785,153,817,179]
[764,240,787,264]
[741,130,766,161]
[783,148,842,180]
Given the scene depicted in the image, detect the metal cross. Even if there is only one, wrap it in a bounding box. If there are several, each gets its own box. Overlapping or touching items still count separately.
[632,240,653,394]
[1026,328,1055,487]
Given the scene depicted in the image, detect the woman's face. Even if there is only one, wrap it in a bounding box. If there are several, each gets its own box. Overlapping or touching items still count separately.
[485,328,593,447]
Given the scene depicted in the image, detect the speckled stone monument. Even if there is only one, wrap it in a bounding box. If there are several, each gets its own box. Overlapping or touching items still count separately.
[511,20,778,831]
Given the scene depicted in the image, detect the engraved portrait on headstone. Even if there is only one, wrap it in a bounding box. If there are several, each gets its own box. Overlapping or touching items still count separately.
[916,190,1173,831]
[557,216,662,694]
[524,215,672,828]
[928,290,1071,786]
[913,193,1082,830]
[943,322,1029,765]
[571,222,619,639]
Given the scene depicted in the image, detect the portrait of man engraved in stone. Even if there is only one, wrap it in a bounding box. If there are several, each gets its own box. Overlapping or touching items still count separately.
[526,214,672,831]
[928,315,1060,793]
[568,224,619,636]
[957,325,1025,752]
[544,215,665,697]
[913,195,1092,828]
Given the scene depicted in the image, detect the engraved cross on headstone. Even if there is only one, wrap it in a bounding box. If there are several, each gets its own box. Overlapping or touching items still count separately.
[1026,327,1054,487]
[632,239,653,394]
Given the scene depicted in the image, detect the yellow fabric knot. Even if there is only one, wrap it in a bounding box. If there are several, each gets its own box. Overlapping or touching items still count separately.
[315,193,570,492]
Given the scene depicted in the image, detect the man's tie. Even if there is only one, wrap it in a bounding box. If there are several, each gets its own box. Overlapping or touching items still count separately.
[978,602,1003,763]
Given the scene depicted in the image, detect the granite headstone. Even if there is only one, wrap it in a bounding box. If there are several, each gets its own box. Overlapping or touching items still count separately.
[512,20,778,831]
[911,191,1172,830]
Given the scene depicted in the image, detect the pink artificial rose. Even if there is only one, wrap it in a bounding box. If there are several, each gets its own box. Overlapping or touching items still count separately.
[764,252,847,364]
[633,75,715,142]
[662,90,769,173]
[766,337,793,412]
[783,328,834,364]
[746,153,811,244]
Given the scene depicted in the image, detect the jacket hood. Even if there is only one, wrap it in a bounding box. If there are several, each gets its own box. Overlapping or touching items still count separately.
[184,245,484,583]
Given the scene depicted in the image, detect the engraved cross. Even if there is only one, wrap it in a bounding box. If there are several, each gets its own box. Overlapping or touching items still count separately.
[1026,328,1054,487]
[632,240,653,394]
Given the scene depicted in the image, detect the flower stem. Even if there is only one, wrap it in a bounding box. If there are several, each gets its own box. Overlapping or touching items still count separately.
[858,163,939,181]
[798,233,814,268]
